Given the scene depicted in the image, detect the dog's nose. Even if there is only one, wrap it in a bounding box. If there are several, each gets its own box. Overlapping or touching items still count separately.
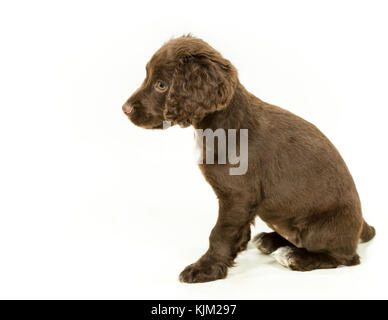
[122,103,134,115]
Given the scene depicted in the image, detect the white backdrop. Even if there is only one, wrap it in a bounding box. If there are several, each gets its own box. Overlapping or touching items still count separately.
[0,0,387,299]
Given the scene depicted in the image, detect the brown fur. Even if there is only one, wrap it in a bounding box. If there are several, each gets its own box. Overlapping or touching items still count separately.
[122,35,375,282]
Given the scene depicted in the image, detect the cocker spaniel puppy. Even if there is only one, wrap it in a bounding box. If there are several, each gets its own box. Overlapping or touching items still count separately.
[122,35,375,283]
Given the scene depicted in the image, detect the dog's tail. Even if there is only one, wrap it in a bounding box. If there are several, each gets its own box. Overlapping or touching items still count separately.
[360,219,376,243]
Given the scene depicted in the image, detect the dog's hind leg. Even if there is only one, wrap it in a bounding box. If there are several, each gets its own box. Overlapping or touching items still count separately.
[271,246,358,271]
[271,205,362,271]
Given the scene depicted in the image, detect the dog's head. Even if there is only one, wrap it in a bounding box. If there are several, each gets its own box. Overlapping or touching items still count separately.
[122,36,238,129]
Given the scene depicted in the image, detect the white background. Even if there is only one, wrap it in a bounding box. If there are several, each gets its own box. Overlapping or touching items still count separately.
[0,0,387,299]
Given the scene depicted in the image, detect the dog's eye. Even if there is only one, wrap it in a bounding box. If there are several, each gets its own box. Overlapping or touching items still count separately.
[154,80,168,92]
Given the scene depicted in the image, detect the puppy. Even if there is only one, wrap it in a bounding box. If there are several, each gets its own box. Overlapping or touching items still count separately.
[122,35,375,283]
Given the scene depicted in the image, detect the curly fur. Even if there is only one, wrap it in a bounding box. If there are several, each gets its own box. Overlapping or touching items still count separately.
[160,38,237,127]
[122,35,375,283]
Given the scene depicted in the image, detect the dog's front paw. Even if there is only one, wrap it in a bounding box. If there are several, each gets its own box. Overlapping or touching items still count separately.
[179,260,228,283]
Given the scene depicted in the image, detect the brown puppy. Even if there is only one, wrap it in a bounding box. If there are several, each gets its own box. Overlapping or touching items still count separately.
[122,35,375,283]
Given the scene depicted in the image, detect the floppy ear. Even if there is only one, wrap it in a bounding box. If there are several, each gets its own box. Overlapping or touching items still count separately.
[164,54,237,127]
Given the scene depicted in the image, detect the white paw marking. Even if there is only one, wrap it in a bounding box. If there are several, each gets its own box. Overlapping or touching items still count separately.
[271,246,294,269]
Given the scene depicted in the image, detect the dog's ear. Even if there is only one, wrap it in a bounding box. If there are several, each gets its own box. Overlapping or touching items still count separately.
[164,53,237,127]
